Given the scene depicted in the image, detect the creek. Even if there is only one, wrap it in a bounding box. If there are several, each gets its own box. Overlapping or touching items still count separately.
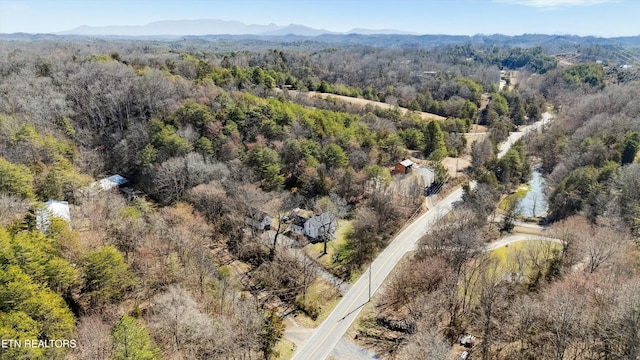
[516,168,548,217]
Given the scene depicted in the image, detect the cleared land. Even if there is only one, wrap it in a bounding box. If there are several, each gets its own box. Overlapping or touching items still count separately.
[490,239,562,277]
[442,156,471,178]
[285,89,446,121]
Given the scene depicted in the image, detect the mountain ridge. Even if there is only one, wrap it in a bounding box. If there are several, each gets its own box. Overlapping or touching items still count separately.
[57,19,400,36]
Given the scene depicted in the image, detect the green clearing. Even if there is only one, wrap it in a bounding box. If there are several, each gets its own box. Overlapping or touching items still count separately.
[293,278,342,328]
[306,220,352,270]
[461,239,562,304]
[491,240,562,276]
[275,337,296,360]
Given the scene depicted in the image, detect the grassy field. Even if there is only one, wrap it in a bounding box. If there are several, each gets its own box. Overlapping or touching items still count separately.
[461,239,562,304]
[293,278,342,328]
[275,337,296,360]
[306,220,352,270]
[490,240,562,278]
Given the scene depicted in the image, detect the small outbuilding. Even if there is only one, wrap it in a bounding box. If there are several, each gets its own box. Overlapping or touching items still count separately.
[92,174,129,191]
[80,174,130,198]
[394,159,414,175]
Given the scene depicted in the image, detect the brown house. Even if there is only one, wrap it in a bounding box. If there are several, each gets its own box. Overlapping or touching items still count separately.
[394,159,414,175]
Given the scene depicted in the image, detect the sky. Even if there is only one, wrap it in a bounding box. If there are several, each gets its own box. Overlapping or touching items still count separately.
[0,0,638,37]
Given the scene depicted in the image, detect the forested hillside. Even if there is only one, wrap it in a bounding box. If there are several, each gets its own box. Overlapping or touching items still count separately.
[356,62,640,359]
[0,36,638,360]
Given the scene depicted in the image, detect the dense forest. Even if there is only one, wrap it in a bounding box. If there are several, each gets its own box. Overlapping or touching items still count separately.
[0,35,638,360]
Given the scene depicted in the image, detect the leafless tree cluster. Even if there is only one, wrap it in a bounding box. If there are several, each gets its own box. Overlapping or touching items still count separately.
[374,207,638,360]
[147,153,230,204]
[148,285,262,358]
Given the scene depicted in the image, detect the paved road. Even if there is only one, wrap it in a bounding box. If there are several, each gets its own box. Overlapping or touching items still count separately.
[328,339,382,360]
[497,112,552,159]
[291,187,468,360]
[491,214,549,231]
[292,113,554,360]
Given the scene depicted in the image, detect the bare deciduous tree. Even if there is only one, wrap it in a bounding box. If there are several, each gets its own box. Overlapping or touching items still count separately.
[0,194,30,226]
[541,277,588,360]
[187,180,229,226]
[149,285,232,358]
[476,257,505,360]
[582,225,626,273]
[612,280,640,360]
[386,255,448,316]
[72,315,112,360]
[550,216,584,264]
[511,295,542,356]
[152,153,229,204]
[396,328,450,360]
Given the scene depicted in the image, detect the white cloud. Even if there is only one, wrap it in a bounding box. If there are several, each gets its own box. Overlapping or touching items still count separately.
[495,0,618,7]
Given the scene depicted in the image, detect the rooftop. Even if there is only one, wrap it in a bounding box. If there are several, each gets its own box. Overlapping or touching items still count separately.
[92,174,128,191]
[306,212,336,228]
[43,200,71,222]
[399,159,414,167]
[36,200,71,233]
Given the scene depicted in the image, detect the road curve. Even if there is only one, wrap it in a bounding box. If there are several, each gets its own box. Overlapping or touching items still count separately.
[485,234,562,252]
[291,187,468,360]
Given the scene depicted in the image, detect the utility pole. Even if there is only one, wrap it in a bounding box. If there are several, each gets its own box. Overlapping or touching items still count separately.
[368,263,372,302]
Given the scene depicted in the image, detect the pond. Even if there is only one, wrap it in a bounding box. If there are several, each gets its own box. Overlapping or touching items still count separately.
[516,168,548,217]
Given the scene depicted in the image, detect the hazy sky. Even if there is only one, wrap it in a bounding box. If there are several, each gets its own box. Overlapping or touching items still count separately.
[1,0,638,37]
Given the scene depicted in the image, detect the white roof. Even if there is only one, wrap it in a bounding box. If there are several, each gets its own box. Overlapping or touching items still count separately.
[36,200,70,233]
[306,212,335,229]
[399,159,414,167]
[43,200,70,222]
[93,174,128,191]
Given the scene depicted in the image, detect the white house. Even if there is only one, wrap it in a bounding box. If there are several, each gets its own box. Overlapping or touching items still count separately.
[304,212,337,240]
[36,200,71,233]
[245,209,273,231]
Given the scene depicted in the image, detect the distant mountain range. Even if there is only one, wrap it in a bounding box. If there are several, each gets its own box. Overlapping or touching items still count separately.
[2,19,638,60]
[57,19,418,37]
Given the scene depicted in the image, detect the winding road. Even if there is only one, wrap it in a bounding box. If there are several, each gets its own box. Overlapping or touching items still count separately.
[292,113,554,360]
[497,112,552,159]
[485,234,561,251]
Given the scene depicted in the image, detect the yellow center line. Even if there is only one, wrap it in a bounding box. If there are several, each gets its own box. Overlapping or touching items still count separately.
[302,210,434,359]
[299,191,462,359]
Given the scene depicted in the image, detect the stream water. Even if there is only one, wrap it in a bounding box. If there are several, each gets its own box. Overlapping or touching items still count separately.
[516,168,548,217]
